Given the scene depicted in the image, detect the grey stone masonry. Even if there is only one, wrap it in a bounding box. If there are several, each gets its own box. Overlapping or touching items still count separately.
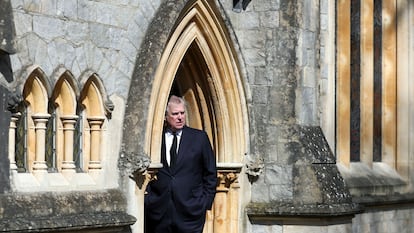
[9,0,163,98]
[0,0,16,53]
[0,190,136,232]
[120,0,190,162]
[219,0,358,220]
[0,85,11,194]
[247,126,360,221]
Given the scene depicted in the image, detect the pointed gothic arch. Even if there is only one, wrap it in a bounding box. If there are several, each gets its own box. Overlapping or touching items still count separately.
[122,1,249,232]
[52,71,78,115]
[52,71,78,172]
[146,0,248,166]
[144,1,248,233]
[79,75,106,171]
[23,67,50,114]
[22,67,51,172]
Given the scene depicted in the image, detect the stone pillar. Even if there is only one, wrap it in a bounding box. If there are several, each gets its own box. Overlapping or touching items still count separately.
[130,162,161,233]
[214,172,230,233]
[213,163,242,233]
[8,113,20,172]
[61,115,78,173]
[32,113,50,173]
[87,117,105,170]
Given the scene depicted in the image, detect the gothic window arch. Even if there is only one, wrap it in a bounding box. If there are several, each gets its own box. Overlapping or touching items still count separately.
[79,74,107,171]
[51,71,79,173]
[21,67,51,173]
[9,67,112,190]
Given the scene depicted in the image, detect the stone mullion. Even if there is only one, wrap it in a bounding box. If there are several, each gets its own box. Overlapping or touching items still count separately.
[87,117,105,170]
[396,0,410,179]
[32,113,51,173]
[360,0,374,166]
[336,0,351,166]
[229,176,240,233]
[9,113,21,172]
[61,115,79,173]
[381,0,397,167]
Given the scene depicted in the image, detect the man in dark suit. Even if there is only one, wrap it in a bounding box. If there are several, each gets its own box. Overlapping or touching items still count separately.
[145,95,217,233]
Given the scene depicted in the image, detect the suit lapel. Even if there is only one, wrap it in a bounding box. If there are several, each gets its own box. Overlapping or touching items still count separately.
[161,128,172,173]
[174,126,191,171]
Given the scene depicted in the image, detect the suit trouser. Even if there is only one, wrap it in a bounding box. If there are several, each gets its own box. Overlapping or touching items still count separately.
[145,199,205,233]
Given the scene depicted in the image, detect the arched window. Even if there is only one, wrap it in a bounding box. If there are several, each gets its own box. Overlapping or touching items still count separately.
[21,68,51,173]
[79,74,107,171]
[51,71,78,173]
[9,67,112,190]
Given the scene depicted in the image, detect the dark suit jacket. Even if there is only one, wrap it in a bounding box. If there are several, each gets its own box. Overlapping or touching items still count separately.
[145,126,217,222]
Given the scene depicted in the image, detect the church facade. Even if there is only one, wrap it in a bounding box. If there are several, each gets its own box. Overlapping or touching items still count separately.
[1,0,414,232]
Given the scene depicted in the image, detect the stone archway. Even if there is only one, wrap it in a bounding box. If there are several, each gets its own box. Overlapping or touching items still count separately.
[121,1,249,232]
[145,1,248,166]
[145,2,248,231]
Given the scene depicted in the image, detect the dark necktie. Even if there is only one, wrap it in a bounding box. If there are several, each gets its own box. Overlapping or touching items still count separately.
[170,132,177,168]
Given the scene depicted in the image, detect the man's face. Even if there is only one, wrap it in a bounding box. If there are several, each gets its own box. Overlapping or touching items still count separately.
[166,102,186,131]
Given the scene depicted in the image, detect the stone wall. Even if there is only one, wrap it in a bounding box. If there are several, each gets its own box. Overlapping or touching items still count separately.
[352,208,414,233]
[218,0,352,203]
[0,85,11,194]
[1,0,162,231]
[9,0,162,99]
[0,0,15,193]
[0,190,136,232]
[2,0,414,232]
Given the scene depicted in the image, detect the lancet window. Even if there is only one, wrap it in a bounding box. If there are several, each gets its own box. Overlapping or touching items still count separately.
[336,0,398,167]
[9,68,109,177]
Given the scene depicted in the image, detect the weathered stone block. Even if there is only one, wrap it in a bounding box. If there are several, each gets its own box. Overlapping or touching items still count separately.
[0,190,136,232]
[0,85,11,194]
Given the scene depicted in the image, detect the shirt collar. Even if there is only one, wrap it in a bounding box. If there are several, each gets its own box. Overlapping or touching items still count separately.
[166,128,182,136]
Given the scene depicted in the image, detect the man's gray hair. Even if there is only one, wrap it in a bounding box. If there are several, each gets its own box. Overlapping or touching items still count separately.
[165,95,186,115]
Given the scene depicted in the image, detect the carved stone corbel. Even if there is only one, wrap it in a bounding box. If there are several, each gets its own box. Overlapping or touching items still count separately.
[130,162,162,190]
[245,156,264,183]
[119,150,163,190]
[216,162,243,192]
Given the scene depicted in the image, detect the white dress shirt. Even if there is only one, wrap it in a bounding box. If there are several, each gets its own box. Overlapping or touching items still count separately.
[165,130,182,166]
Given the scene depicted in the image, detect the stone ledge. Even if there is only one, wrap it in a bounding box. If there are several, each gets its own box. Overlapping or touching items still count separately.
[353,193,414,208]
[246,202,361,217]
[0,211,136,233]
[246,202,361,225]
[337,162,412,200]
[338,162,406,188]
[0,189,136,232]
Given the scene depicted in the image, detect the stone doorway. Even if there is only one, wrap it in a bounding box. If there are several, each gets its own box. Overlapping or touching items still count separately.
[144,1,248,233]
[122,1,249,232]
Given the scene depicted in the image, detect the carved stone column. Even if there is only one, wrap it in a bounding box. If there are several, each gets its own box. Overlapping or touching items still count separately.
[128,156,162,233]
[8,113,20,172]
[61,115,78,173]
[213,163,243,233]
[87,117,105,170]
[32,113,51,172]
